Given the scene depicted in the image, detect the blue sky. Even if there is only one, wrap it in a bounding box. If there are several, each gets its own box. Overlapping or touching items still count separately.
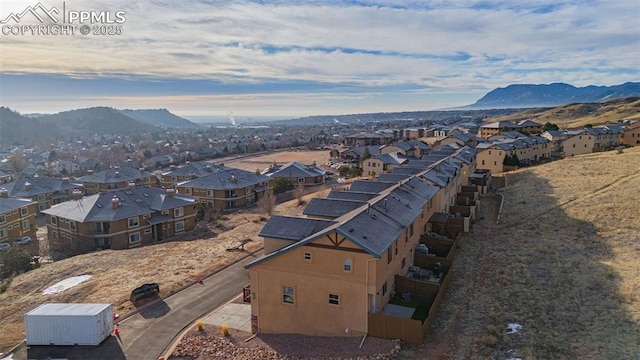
[0,0,638,121]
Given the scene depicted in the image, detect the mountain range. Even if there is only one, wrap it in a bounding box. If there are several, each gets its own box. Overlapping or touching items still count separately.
[469,82,640,108]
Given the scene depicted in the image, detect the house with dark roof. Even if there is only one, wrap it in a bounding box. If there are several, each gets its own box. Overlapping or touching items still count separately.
[161,162,227,188]
[244,147,475,344]
[41,187,196,253]
[476,135,550,173]
[380,140,431,158]
[261,161,325,186]
[78,166,157,195]
[1,175,83,213]
[176,167,274,211]
[479,119,543,139]
[362,152,408,177]
[342,132,395,147]
[0,192,37,245]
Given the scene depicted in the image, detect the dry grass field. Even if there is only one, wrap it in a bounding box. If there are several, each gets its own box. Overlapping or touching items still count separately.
[485,97,640,129]
[223,149,334,172]
[0,187,327,353]
[399,147,640,359]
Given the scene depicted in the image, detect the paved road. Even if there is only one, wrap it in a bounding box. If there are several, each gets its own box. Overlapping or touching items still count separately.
[117,251,261,360]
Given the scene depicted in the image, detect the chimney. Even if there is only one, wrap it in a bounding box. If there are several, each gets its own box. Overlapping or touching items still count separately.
[111,195,120,209]
[114,171,121,178]
[0,188,8,198]
[170,165,176,171]
[72,188,83,200]
[87,169,94,175]
[24,181,32,191]
[33,173,39,178]
[127,181,135,188]
[166,188,175,197]
[205,165,213,172]
[62,177,70,183]
[230,175,238,183]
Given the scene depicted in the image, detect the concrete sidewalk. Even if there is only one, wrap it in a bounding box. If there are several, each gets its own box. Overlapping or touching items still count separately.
[202,302,252,332]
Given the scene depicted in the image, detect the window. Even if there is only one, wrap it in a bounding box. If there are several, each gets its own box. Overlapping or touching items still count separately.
[206,190,213,197]
[129,232,141,244]
[174,207,184,217]
[0,215,4,224]
[304,252,312,261]
[343,257,352,272]
[482,160,485,165]
[382,282,387,296]
[298,177,305,183]
[328,293,340,306]
[395,240,398,255]
[402,257,406,269]
[128,217,139,228]
[20,207,28,216]
[283,285,295,304]
[144,229,152,234]
[22,220,30,230]
[410,222,414,237]
[52,230,58,239]
[70,221,76,230]
[175,221,185,232]
[387,248,392,264]
[51,216,57,225]
[0,228,7,239]
[38,194,45,201]
[185,188,192,195]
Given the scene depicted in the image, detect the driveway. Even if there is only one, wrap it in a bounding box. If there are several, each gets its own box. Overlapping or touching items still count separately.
[117,251,261,360]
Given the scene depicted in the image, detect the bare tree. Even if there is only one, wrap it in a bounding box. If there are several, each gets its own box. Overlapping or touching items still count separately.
[294,185,306,206]
[257,194,276,216]
[6,151,28,174]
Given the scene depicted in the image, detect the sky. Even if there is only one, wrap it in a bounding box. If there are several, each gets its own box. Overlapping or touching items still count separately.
[0,0,638,121]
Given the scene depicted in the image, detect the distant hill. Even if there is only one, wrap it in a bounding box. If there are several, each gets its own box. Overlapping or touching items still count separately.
[119,109,201,129]
[0,107,65,146]
[470,82,640,108]
[484,97,640,128]
[39,107,158,135]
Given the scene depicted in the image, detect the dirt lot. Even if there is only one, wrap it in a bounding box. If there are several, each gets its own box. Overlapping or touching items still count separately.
[398,147,640,359]
[0,187,327,353]
[224,149,334,172]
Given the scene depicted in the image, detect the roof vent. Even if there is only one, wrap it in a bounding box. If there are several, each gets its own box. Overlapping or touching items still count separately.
[87,169,94,174]
[166,188,175,197]
[24,181,32,191]
[111,195,120,209]
[114,171,121,178]
[33,173,39,178]
[62,177,70,183]
[127,181,135,188]
[72,188,83,200]
[205,165,213,172]
[231,175,238,183]
[0,188,8,198]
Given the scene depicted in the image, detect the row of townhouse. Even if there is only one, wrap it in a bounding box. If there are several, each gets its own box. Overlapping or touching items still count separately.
[244,146,478,341]
[41,187,197,252]
[79,166,158,195]
[0,175,82,213]
[541,124,626,159]
[478,120,543,139]
[0,193,37,245]
[476,132,552,174]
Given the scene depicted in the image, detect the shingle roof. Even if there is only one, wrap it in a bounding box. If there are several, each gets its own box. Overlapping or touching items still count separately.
[349,180,396,193]
[264,162,324,178]
[2,176,81,197]
[78,167,155,184]
[303,198,367,219]
[326,190,378,202]
[162,162,228,177]
[42,187,194,222]
[0,197,36,213]
[374,153,407,165]
[377,174,411,182]
[177,167,270,190]
[259,215,336,241]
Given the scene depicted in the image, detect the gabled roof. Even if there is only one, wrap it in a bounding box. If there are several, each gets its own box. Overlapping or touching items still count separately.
[373,153,407,165]
[162,162,228,177]
[392,140,431,152]
[177,167,270,190]
[41,187,194,223]
[2,176,81,197]
[341,145,382,157]
[377,173,411,182]
[326,190,378,202]
[78,166,155,184]
[349,180,396,193]
[259,215,336,241]
[0,197,36,213]
[263,161,324,178]
[391,167,423,176]
[303,198,367,219]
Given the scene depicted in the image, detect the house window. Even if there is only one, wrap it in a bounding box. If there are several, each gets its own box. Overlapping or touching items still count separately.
[129,232,141,244]
[39,204,46,211]
[410,222,414,237]
[206,190,213,197]
[0,229,7,239]
[298,177,305,183]
[482,160,485,165]
[402,257,406,269]
[70,221,76,230]
[0,215,4,224]
[343,257,352,272]
[328,293,340,306]
[304,252,312,261]
[573,144,576,148]
[20,207,28,216]
[382,282,387,296]
[144,229,152,234]
[185,188,192,195]
[174,207,184,217]
[38,194,45,201]
[283,285,295,304]
[395,240,398,255]
[22,220,30,230]
[387,248,392,264]
[52,230,58,239]
[175,221,185,232]
[128,217,140,228]
[51,216,58,225]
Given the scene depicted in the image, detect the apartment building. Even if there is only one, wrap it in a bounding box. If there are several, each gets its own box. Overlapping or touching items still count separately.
[1,175,83,213]
[0,192,37,245]
[78,166,157,195]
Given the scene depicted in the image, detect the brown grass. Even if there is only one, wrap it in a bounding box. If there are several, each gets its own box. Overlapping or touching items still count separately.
[0,184,328,353]
[398,146,640,359]
[224,149,334,172]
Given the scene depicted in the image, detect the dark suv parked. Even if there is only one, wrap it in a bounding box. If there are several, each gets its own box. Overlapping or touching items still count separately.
[130,283,160,302]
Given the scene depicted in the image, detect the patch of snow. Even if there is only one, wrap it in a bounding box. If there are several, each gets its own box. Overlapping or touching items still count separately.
[507,323,522,334]
[42,275,92,295]
[507,358,523,360]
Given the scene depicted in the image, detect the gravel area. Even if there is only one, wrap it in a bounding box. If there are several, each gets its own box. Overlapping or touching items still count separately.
[169,326,400,360]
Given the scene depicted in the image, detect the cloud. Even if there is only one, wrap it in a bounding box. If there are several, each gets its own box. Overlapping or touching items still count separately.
[1,0,638,115]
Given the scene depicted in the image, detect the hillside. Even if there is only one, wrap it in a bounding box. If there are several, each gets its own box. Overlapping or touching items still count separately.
[40,107,158,136]
[483,97,640,128]
[401,147,640,359]
[470,81,640,108]
[119,109,201,129]
[0,107,66,146]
